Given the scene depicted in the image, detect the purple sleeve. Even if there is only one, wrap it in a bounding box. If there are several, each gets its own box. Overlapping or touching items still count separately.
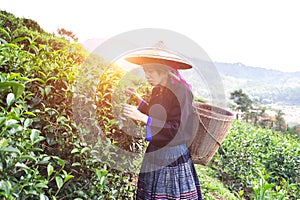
[145,117,152,141]
[137,100,149,114]
[137,100,146,111]
[137,100,152,141]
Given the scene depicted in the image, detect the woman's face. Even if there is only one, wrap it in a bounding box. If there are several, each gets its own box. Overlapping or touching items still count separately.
[143,66,168,86]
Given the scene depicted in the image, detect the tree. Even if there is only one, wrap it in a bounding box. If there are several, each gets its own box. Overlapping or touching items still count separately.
[230,89,253,121]
[274,109,286,132]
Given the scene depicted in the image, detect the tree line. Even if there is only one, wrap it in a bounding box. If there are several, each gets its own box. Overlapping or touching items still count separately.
[230,89,299,137]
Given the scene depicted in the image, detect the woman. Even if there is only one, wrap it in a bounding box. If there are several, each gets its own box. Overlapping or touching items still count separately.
[123,49,202,200]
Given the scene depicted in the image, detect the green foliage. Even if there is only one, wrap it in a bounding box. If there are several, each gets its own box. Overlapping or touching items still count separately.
[251,168,294,200]
[196,165,240,200]
[212,120,300,199]
[194,96,208,103]
[0,10,44,34]
[286,125,300,138]
[230,89,253,113]
[0,71,72,199]
[95,65,150,152]
[3,9,299,200]
[274,109,286,132]
[0,10,138,199]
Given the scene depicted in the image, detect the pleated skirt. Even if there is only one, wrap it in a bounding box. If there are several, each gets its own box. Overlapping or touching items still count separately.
[136,144,202,200]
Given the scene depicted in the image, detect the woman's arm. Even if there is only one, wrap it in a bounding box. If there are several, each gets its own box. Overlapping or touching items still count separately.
[126,87,143,105]
[126,87,150,114]
[122,104,148,124]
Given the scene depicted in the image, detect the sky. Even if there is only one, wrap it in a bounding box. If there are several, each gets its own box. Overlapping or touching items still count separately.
[1,0,300,72]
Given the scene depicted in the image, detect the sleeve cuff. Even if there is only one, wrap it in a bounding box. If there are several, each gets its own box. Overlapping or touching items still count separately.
[137,100,145,111]
[145,117,152,141]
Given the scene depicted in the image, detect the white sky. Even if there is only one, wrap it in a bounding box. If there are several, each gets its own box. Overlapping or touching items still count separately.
[1,0,300,72]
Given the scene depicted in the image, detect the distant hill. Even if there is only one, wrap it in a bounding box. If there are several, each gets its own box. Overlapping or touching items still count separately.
[215,62,300,85]
[208,62,300,106]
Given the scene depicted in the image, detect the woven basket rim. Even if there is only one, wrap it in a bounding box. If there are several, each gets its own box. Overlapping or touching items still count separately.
[193,102,234,121]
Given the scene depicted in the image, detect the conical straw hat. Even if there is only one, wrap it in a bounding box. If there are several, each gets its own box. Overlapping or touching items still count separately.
[125,42,193,70]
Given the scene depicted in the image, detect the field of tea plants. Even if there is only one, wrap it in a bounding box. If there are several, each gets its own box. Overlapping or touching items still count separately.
[1,10,299,200]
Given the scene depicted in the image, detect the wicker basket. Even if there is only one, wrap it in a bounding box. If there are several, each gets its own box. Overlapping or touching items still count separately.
[189,102,234,165]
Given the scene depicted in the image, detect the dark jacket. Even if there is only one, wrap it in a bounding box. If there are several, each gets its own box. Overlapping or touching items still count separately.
[139,81,196,152]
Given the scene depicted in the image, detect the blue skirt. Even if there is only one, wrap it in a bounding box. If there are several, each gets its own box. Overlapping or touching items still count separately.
[136,144,202,200]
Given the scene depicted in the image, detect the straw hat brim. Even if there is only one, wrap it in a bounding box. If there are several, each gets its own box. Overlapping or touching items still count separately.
[124,50,192,70]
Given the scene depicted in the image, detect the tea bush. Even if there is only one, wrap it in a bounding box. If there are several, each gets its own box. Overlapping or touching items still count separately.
[1,10,139,199]
[212,120,300,199]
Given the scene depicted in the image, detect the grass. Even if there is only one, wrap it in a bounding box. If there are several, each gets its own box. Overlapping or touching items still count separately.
[196,164,242,200]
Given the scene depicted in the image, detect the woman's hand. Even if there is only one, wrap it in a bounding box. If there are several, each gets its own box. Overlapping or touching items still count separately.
[123,104,148,124]
[126,87,143,105]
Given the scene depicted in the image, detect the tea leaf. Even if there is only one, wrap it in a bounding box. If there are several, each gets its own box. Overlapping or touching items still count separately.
[55,176,63,190]
[6,93,15,107]
[64,174,74,182]
[2,146,20,153]
[24,118,33,128]
[47,163,54,177]
[23,111,36,116]
[0,28,11,41]
[40,193,50,200]
[15,162,30,171]
[0,138,8,148]
[30,129,41,144]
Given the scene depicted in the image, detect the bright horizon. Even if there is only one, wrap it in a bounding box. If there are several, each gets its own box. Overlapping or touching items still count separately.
[1,0,300,72]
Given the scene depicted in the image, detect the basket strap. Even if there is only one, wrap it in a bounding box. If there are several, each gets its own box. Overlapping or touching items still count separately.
[195,109,222,146]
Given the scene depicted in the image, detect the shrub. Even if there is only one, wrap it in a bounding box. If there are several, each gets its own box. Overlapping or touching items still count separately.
[1,10,142,199]
[212,120,300,199]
